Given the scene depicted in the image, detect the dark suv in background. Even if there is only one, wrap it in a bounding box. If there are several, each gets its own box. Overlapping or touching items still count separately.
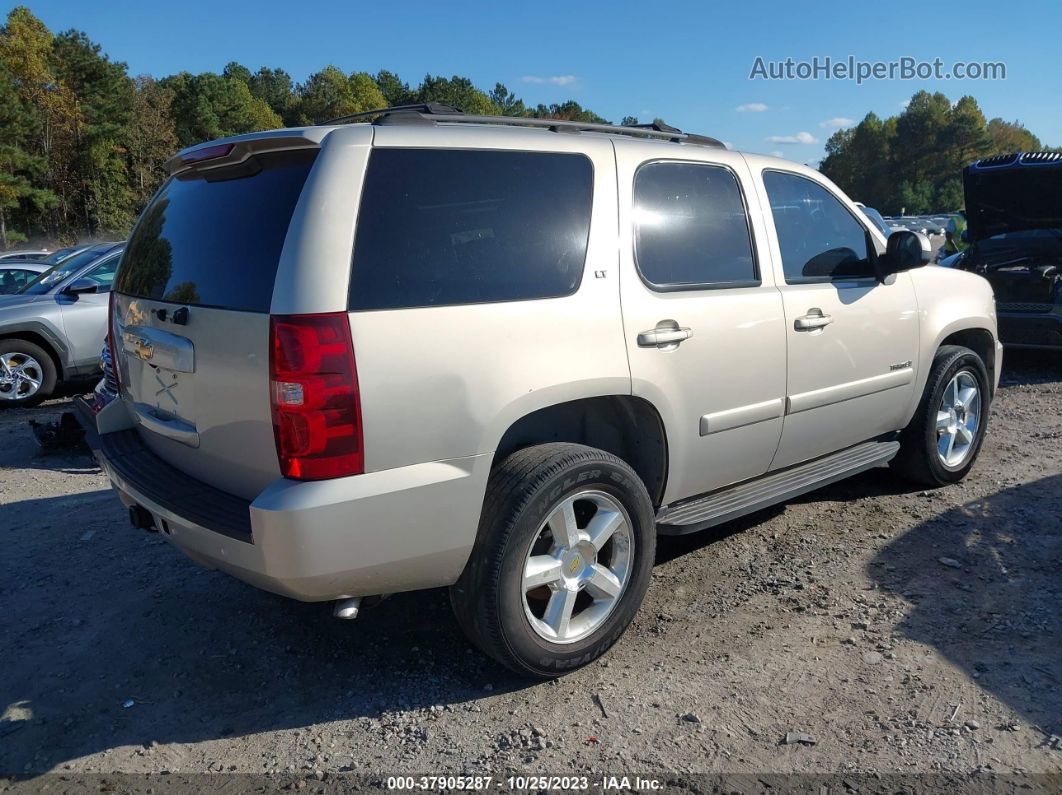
[946,151,1062,350]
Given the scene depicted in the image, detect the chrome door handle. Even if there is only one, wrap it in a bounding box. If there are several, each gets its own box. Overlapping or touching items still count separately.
[637,325,692,348]
[794,309,833,331]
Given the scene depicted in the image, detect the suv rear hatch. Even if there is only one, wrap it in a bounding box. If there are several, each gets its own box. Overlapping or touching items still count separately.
[112,142,319,500]
[962,153,1062,304]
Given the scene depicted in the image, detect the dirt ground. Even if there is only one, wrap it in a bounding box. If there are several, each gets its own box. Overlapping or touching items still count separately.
[1,353,1060,791]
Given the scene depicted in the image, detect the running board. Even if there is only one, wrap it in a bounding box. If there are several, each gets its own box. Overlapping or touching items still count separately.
[656,439,900,535]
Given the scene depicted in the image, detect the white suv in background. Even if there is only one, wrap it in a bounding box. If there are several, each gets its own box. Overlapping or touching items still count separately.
[83,105,1000,677]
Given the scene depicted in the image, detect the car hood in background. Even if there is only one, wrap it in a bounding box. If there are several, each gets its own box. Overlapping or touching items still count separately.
[963,153,1062,243]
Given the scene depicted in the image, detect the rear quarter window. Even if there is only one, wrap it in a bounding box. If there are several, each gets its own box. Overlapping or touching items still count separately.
[115,149,317,312]
[349,148,593,310]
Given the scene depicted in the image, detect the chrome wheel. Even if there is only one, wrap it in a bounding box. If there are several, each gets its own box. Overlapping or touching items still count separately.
[0,352,44,401]
[521,490,634,644]
[936,370,981,468]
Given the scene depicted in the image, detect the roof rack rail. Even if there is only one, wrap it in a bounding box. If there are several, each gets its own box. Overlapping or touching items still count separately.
[318,104,726,148]
[320,103,462,125]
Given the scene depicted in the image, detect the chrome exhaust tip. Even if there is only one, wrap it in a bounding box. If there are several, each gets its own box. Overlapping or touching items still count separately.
[333,597,362,620]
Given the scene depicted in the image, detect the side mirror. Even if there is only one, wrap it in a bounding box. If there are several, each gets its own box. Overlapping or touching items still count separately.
[878,230,932,280]
[64,278,99,295]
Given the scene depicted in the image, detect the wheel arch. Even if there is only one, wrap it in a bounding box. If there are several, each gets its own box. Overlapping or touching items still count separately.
[492,395,669,507]
[938,327,996,393]
[0,327,66,381]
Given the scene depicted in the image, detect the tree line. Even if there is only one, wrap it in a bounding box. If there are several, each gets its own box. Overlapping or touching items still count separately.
[0,6,621,247]
[2,5,1056,246]
[819,91,1054,215]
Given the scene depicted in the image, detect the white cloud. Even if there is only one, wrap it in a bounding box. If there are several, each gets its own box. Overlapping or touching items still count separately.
[736,102,769,112]
[521,75,577,86]
[900,99,910,109]
[766,131,819,145]
[819,117,854,129]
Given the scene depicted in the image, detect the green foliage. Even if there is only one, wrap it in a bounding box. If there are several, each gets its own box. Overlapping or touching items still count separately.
[161,71,282,148]
[52,29,136,235]
[530,101,607,123]
[248,67,296,123]
[986,117,1041,153]
[349,72,387,113]
[222,61,252,84]
[291,66,387,124]
[821,90,1049,214]
[0,68,56,246]
[0,6,79,241]
[935,178,965,213]
[416,74,496,115]
[7,7,1056,245]
[489,83,525,116]
[0,7,621,244]
[896,181,935,215]
[127,76,177,206]
[374,70,413,107]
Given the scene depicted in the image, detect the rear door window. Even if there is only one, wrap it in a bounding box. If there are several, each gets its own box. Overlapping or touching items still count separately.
[634,161,758,289]
[349,149,593,310]
[115,149,317,312]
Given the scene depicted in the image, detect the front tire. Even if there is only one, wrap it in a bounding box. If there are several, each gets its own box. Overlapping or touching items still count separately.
[451,443,656,678]
[891,344,990,486]
[0,338,56,408]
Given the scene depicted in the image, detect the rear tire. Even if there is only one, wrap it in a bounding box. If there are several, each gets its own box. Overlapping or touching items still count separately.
[0,338,57,408]
[890,344,990,486]
[450,443,656,678]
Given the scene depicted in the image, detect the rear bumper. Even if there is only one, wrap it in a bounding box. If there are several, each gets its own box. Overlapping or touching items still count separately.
[79,405,491,601]
[997,307,1062,350]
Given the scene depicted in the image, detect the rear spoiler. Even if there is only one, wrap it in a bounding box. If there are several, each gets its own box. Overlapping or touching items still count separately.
[165,128,331,176]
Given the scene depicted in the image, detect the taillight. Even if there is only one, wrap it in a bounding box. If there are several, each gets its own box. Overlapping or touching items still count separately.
[107,291,121,392]
[269,313,363,480]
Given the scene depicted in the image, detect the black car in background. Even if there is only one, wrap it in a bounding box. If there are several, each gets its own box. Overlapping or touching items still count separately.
[948,152,1062,350]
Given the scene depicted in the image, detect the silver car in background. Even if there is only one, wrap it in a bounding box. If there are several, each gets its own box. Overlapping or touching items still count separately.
[0,249,50,261]
[0,243,123,406]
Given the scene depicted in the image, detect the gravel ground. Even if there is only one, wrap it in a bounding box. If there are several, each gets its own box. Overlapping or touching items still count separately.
[1,353,1060,790]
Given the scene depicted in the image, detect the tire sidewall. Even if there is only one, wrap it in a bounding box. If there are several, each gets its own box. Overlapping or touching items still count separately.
[496,457,655,677]
[0,340,56,408]
[922,350,990,483]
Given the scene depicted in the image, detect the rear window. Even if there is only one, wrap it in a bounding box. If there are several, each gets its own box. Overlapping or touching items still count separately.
[349,148,593,310]
[115,149,317,312]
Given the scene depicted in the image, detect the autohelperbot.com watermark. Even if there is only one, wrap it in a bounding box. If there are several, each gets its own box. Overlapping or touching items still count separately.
[749,55,1006,84]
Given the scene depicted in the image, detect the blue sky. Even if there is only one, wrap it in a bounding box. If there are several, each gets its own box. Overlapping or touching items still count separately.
[28,0,1062,163]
